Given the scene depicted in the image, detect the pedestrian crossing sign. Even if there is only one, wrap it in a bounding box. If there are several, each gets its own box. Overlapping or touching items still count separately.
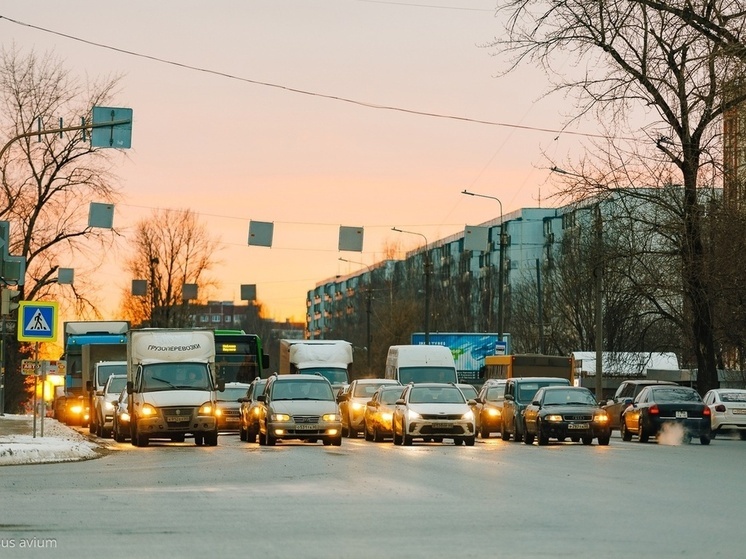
[17,301,58,342]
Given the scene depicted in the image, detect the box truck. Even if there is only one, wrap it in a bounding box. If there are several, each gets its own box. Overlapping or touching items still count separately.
[127,328,222,447]
[385,345,458,384]
[278,339,352,394]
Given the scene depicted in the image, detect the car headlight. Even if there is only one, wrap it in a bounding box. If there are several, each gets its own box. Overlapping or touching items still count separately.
[141,404,157,417]
[407,409,421,421]
[120,412,130,422]
[381,412,393,422]
[462,410,475,421]
[198,402,214,415]
[546,414,563,422]
[270,413,291,422]
[487,408,501,417]
[105,401,116,411]
[70,404,83,414]
[594,412,609,423]
[351,402,364,411]
[322,413,340,422]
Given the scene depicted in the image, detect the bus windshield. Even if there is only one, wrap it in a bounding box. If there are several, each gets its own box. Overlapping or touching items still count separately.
[398,367,458,384]
[214,332,264,383]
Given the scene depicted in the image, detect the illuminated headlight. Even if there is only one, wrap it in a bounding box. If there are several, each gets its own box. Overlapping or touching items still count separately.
[271,413,291,422]
[351,402,364,411]
[594,412,609,423]
[141,404,157,417]
[407,409,421,421]
[215,408,223,417]
[198,403,214,415]
[322,413,340,422]
[120,412,130,422]
[487,408,501,417]
[105,401,116,411]
[546,414,563,422]
[70,405,83,414]
[381,412,393,422]
[252,407,261,416]
[462,410,475,421]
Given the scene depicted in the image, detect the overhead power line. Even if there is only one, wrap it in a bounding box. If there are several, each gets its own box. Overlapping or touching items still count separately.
[0,14,623,141]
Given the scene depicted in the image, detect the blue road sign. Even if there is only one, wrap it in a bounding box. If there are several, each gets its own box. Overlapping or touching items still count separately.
[17,301,58,342]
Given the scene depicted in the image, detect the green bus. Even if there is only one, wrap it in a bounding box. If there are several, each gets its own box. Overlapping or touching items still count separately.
[214,330,270,383]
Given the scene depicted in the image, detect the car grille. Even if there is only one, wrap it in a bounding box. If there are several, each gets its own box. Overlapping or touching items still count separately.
[564,414,593,421]
[221,409,240,418]
[420,424,468,435]
[293,415,321,423]
[420,414,463,420]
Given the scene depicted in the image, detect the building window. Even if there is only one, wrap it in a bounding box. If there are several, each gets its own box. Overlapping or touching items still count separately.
[212,315,221,323]
[199,315,209,323]
[224,315,232,323]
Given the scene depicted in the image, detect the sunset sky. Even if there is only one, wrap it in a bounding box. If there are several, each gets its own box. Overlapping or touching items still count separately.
[1,1,599,323]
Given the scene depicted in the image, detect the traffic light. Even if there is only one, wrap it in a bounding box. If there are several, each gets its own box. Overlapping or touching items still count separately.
[1,289,20,315]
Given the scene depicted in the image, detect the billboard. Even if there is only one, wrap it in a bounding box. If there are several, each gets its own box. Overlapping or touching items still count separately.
[410,333,511,381]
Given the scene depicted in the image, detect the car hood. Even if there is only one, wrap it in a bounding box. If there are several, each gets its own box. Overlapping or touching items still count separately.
[140,390,213,407]
[407,403,472,415]
[539,404,600,415]
[270,400,338,415]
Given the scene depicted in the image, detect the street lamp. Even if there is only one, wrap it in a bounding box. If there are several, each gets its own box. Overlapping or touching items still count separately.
[461,190,506,344]
[391,227,430,345]
[551,167,604,401]
[339,257,374,370]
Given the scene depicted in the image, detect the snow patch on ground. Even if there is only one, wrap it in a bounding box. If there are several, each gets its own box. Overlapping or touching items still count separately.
[0,415,101,466]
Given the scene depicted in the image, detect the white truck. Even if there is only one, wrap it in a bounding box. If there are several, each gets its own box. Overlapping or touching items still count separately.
[278,339,353,395]
[126,328,223,447]
[385,344,459,384]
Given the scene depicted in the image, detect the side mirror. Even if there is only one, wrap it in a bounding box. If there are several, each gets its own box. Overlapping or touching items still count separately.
[623,398,633,406]
[467,399,477,406]
[531,400,540,406]
[366,400,375,407]
[86,381,93,392]
[258,395,266,403]
[238,397,249,403]
[504,394,514,401]
[395,399,406,405]
[217,379,226,392]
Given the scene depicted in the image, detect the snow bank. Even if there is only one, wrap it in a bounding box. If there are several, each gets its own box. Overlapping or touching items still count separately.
[0,415,100,466]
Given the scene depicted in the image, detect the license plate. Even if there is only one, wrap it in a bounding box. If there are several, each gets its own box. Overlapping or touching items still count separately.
[733,409,746,415]
[432,423,451,429]
[295,424,319,430]
[167,416,190,422]
[568,423,589,430]
[675,411,688,418]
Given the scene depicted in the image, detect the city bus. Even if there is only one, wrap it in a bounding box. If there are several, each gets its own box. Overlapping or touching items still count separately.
[482,354,575,384]
[214,330,270,383]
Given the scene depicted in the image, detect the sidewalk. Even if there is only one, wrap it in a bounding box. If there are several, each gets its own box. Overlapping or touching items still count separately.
[0,414,101,466]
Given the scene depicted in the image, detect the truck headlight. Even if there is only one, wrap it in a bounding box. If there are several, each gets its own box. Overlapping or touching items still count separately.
[140,404,157,417]
[271,413,291,422]
[198,403,214,415]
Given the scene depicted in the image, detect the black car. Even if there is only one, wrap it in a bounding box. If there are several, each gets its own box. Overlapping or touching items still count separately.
[501,377,571,442]
[621,385,711,444]
[523,386,611,446]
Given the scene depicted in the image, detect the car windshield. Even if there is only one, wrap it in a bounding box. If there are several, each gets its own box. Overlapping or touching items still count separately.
[652,388,702,403]
[720,391,746,403]
[399,367,458,384]
[409,386,466,404]
[106,376,127,395]
[302,368,348,384]
[380,388,403,405]
[219,387,249,401]
[353,382,389,398]
[459,385,478,400]
[486,386,505,401]
[516,381,568,404]
[272,380,334,401]
[542,389,596,406]
[141,363,210,392]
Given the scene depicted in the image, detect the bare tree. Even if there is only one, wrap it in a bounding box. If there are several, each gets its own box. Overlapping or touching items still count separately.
[490,0,746,392]
[119,209,222,327]
[0,47,124,412]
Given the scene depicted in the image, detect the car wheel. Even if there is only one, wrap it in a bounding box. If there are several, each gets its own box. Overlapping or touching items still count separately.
[364,421,374,441]
[598,434,611,446]
[582,436,593,445]
[332,436,342,446]
[194,434,204,446]
[537,425,549,446]
[239,425,247,441]
[171,434,186,443]
[700,434,711,445]
[403,433,413,446]
[501,420,511,441]
[524,430,534,445]
[323,438,332,446]
[374,425,384,443]
[341,425,349,437]
[480,420,490,439]
[740,431,746,441]
[258,430,266,445]
[464,436,475,446]
[570,436,580,443]
[266,431,277,446]
[620,419,632,441]
[137,433,149,447]
[348,426,358,439]
[130,425,138,446]
[638,419,649,443]
[101,427,111,439]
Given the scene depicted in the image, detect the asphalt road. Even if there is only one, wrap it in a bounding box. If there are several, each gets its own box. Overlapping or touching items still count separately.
[2,431,743,558]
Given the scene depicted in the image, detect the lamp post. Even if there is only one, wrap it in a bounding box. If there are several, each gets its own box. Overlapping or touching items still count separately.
[550,167,604,401]
[461,190,506,344]
[339,257,373,370]
[391,227,430,345]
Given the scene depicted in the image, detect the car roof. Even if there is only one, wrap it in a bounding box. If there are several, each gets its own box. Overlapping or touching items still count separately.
[407,382,461,388]
[541,385,587,391]
[624,379,678,385]
[272,373,331,382]
[356,378,399,384]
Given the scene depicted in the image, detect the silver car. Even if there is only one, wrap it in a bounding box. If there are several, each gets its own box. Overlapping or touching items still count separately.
[258,374,342,446]
[392,383,476,446]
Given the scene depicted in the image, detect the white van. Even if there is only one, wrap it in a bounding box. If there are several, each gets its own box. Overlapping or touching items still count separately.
[385,345,458,384]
